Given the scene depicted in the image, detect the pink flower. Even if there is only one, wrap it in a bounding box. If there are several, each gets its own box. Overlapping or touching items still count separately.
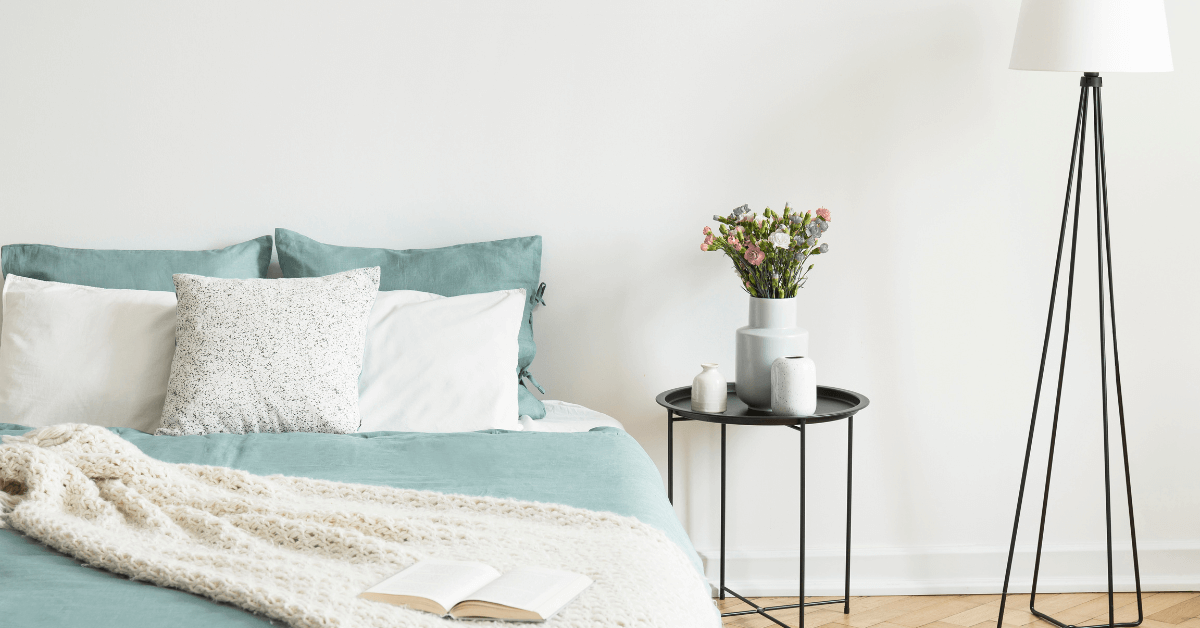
[816,207,831,221]
[727,236,742,251]
[703,226,712,235]
[700,243,709,251]
[744,242,766,266]
[745,281,751,289]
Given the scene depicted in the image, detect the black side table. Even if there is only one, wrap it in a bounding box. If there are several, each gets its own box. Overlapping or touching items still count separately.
[657,383,869,628]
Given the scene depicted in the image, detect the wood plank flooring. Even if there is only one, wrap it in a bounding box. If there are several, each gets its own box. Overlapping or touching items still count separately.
[718,593,1200,628]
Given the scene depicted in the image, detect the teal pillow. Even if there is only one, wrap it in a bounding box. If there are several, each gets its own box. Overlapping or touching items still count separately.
[275,228,547,418]
[1,236,273,291]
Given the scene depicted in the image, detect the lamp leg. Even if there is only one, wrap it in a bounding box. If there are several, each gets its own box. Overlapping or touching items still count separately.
[997,82,1090,628]
[1029,84,1091,614]
[1094,83,1145,626]
[1092,80,1118,628]
[1091,81,1143,628]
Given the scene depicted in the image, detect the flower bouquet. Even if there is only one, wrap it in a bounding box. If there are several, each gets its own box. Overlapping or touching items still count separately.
[702,204,831,298]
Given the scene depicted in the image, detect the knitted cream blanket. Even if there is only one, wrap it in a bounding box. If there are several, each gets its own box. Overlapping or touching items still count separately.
[0,424,719,628]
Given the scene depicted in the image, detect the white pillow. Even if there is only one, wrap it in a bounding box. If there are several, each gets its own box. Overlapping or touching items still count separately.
[157,267,380,436]
[0,275,176,432]
[358,288,526,432]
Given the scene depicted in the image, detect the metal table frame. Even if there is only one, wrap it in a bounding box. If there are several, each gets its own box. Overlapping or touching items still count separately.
[657,384,869,628]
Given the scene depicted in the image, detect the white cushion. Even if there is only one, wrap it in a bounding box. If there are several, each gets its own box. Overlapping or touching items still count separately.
[157,267,380,436]
[0,275,176,432]
[358,289,526,432]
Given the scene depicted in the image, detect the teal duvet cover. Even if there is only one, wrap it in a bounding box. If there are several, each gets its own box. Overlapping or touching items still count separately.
[0,424,698,627]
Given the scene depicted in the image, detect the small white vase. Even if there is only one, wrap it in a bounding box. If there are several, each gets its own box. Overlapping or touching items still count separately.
[691,363,727,413]
[735,297,809,410]
[771,356,817,416]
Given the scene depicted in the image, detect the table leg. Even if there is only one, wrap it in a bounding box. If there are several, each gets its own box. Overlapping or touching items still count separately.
[800,418,806,628]
[667,410,673,504]
[715,417,857,628]
[720,422,726,600]
[845,415,853,614]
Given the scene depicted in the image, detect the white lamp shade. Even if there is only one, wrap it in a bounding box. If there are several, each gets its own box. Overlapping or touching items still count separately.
[1010,0,1173,72]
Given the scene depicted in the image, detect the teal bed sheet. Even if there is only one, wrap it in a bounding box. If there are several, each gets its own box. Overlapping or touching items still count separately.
[0,424,698,627]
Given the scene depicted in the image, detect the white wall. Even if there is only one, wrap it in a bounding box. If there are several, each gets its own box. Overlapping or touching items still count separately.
[2,0,1197,595]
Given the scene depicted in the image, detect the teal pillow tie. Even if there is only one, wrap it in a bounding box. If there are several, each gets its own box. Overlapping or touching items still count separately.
[519,368,545,395]
[520,283,547,394]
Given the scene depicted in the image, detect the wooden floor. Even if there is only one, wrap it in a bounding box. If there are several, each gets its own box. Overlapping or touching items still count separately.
[718,593,1200,628]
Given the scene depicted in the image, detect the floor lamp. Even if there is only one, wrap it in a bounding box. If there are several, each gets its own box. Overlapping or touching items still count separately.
[998,2,1172,628]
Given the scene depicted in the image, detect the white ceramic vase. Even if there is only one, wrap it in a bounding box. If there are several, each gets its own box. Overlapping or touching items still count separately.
[735,297,808,410]
[771,356,817,415]
[691,363,727,413]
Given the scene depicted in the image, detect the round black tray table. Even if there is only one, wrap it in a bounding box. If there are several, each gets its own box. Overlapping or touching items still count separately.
[655,383,869,628]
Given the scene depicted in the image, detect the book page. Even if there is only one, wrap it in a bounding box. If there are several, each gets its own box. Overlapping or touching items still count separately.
[361,559,501,614]
[461,566,593,619]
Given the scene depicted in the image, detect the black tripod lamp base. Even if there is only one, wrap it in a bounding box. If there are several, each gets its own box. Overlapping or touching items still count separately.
[995,71,1144,628]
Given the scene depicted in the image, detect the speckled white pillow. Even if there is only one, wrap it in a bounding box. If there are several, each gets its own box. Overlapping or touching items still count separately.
[157,267,380,436]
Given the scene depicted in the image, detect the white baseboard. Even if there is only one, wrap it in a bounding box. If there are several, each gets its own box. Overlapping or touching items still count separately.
[695,542,1200,597]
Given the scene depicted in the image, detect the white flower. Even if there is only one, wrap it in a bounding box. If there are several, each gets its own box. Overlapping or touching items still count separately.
[767,231,791,248]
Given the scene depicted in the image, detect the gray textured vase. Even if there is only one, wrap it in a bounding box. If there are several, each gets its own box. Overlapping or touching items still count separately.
[771,355,817,416]
[735,297,809,410]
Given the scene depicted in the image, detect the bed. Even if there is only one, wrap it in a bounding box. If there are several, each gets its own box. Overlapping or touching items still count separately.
[0,232,713,626]
[0,404,701,627]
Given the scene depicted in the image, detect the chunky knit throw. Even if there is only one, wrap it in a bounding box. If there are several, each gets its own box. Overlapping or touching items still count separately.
[0,424,718,627]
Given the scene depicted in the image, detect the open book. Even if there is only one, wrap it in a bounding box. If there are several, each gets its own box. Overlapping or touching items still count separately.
[359,559,593,622]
